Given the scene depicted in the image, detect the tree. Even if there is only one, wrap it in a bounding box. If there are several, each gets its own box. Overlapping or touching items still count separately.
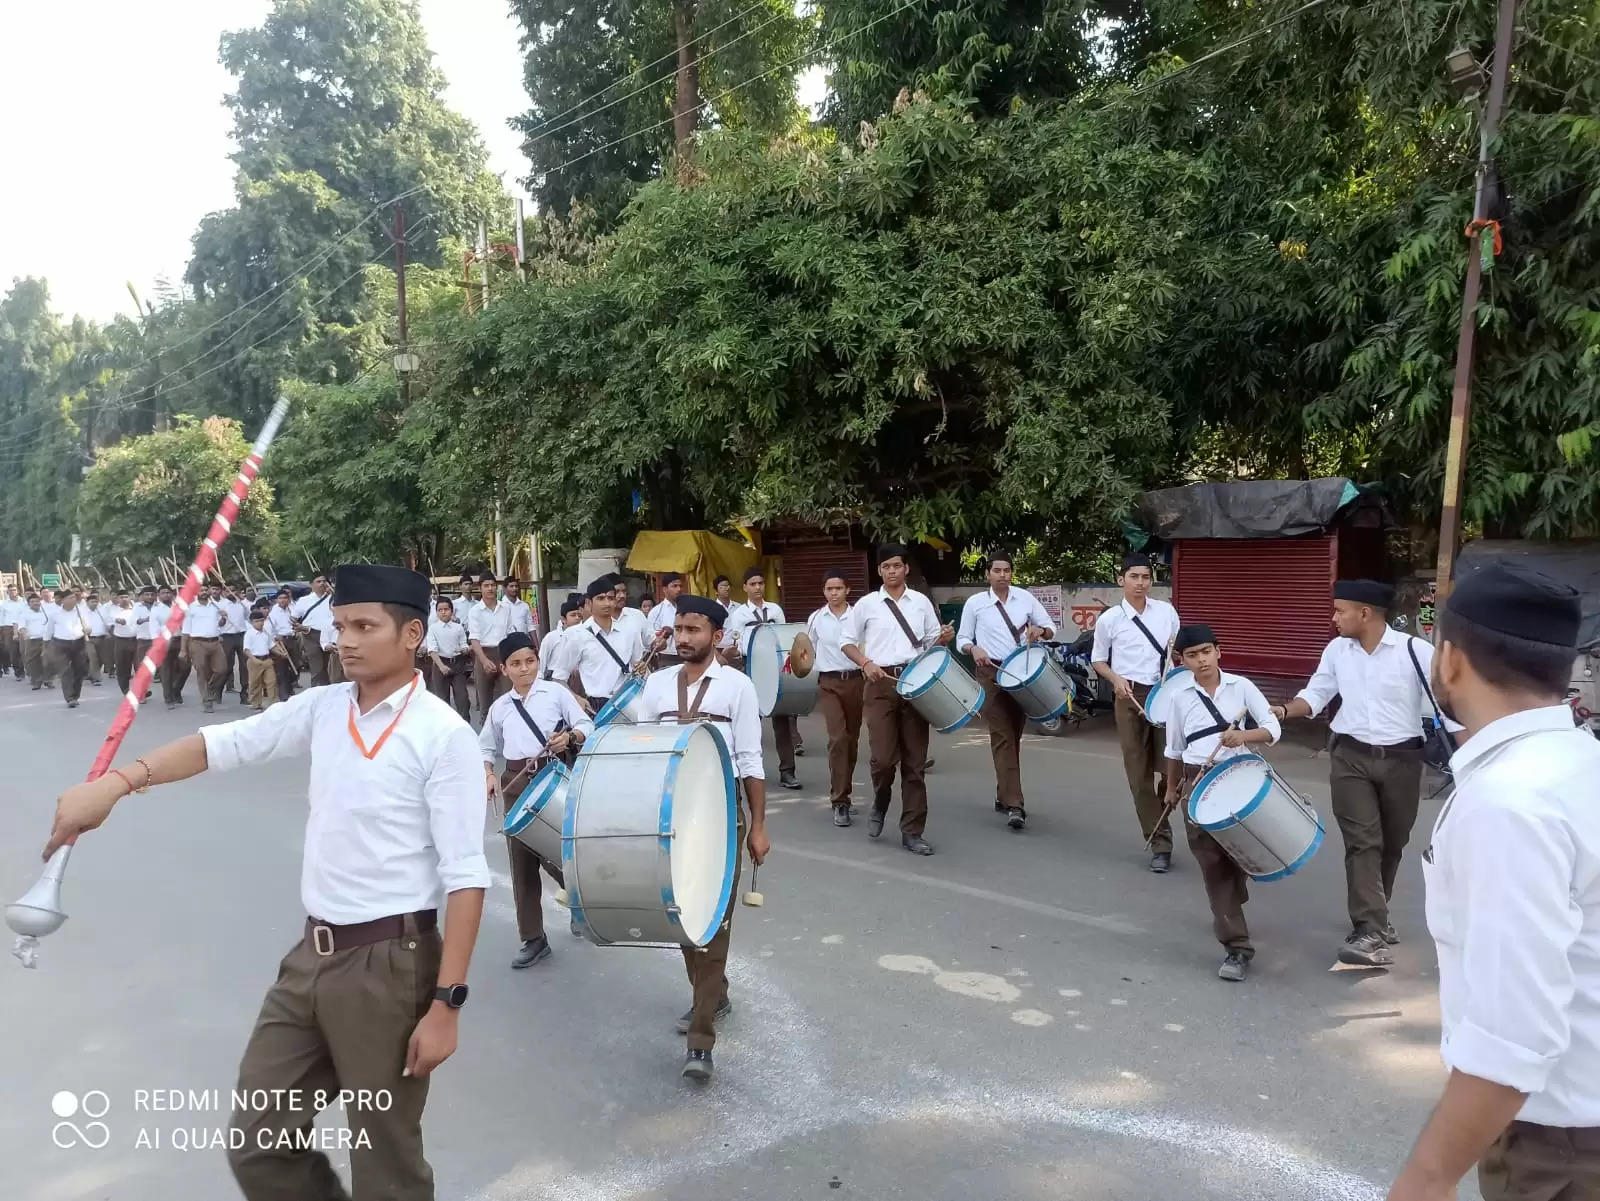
[78,417,279,569]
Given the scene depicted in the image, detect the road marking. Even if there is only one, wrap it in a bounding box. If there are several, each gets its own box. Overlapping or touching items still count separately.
[782,844,1144,935]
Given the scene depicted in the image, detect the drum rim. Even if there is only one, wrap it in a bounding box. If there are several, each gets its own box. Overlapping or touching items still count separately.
[1143,665,1193,722]
[744,622,800,716]
[897,647,951,700]
[995,643,1046,689]
[504,761,567,835]
[594,673,645,727]
[1251,822,1325,882]
[1186,752,1272,829]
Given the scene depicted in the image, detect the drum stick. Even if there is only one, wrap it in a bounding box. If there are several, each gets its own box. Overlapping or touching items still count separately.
[741,865,764,908]
[1143,715,1242,851]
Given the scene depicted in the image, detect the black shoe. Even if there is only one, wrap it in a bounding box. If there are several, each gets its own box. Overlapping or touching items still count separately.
[682,1049,713,1081]
[994,799,1007,813]
[901,834,934,856]
[511,936,552,969]
[794,744,805,756]
[88,678,101,687]
[1380,922,1399,946]
[30,684,41,691]
[832,805,852,827]
[924,758,935,771]
[867,810,886,839]
[1218,951,1248,982]
[1006,807,1026,831]
[165,702,177,710]
[67,700,78,709]
[779,771,801,790]
[203,701,215,714]
[675,998,732,1034]
[1149,852,1172,873]
[1337,930,1394,967]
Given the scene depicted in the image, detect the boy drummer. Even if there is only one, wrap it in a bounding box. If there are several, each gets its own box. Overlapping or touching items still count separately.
[1160,625,1281,982]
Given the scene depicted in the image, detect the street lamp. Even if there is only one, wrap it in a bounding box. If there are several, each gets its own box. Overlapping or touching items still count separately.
[393,352,420,374]
[1445,45,1487,96]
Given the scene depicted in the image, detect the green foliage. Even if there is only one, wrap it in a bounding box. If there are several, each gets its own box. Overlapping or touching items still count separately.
[78,417,278,568]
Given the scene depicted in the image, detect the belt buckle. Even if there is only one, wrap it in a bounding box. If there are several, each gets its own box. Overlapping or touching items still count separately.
[310,923,336,957]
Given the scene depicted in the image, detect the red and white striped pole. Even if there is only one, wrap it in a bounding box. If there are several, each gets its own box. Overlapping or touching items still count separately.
[7,395,290,967]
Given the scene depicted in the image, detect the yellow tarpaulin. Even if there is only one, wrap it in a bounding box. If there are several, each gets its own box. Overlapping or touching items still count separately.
[627,530,776,600]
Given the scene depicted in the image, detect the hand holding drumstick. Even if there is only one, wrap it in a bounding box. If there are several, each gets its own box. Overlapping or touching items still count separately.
[1146,716,1242,851]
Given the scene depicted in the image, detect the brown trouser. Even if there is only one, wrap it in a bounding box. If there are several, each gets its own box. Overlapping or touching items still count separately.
[190,637,228,704]
[51,639,89,702]
[430,655,472,721]
[327,645,345,685]
[0,627,15,677]
[818,671,864,807]
[1181,762,1252,956]
[87,634,111,680]
[1480,1121,1600,1201]
[1116,683,1172,853]
[864,673,931,836]
[135,638,154,698]
[223,632,247,696]
[24,638,46,687]
[1329,735,1422,935]
[682,816,744,1051]
[227,918,439,1200]
[164,649,191,704]
[501,761,563,942]
[248,657,279,707]
[772,714,797,775]
[976,662,1028,809]
[300,631,330,687]
[113,637,138,693]
[474,648,507,720]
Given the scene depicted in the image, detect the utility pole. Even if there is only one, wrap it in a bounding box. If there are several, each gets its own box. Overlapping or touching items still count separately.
[393,203,413,404]
[1434,0,1518,602]
[515,198,527,284]
[477,214,507,580]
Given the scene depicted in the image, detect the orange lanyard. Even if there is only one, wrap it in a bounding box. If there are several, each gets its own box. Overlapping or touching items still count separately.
[347,674,421,760]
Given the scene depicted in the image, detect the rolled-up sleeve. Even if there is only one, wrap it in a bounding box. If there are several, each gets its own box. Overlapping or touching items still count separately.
[955,594,979,655]
[1091,612,1114,665]
[840,600,866,650]
[1029,594,1054,635]
[1295,643,1340,717]
[425,725,492,893]
[201,687,319,772]
[1443,802,1580,1093]
[477,703,501,765]
[562,690,596,740]
[730,682,765,781]
[1244,681,1282,744]
[1164,696,1186,761]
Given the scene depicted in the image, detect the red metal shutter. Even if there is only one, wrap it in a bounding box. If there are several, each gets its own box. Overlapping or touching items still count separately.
[778,545,871,619]
[1171,535,1336,684]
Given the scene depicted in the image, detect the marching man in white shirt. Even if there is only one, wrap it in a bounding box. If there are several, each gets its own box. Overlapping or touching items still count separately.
[1161,624,1281,982]
[957,552,1054,831]
[266,589,299,699]
[46,589,91,707]
[241,606,284,710]
[1387,562,1598,1201]
[181,583,229,713]
[479,631,592,970]
[571,576,654,711]
[503,577,534,636]
[1273,579,1444,967]
[841,544,953,855]
[425,597,473,720]
[808,568,863,827]
[82,593,109,686]
[632,595,770,1082]
[467,574,513,720]
[106,587,141,695]
[218,582,251,705]
[723,565,802,791]
[18,591,51,690]
[290,572,336,687]
[131,585,157,702]
[1092,553,1183,872]
[0,583,25,680]
[649,572,683,666]
[45,564,489,1201]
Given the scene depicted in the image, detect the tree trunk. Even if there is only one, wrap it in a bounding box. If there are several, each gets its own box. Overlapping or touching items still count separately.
[672,0,700,158]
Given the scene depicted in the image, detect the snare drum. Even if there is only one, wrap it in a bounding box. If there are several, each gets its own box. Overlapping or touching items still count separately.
[593,672,647,727]
[746,622,820,718]
[1187,752,1325,881]
[1142,666,1193,727]
[896,647,985,733]
[503,761,569,873]
[562,722,737,947]
[995,644,1072,722]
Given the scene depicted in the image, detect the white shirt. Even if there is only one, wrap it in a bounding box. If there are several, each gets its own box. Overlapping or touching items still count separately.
[320,623,339,652]
[425,620,470,659]
[45,606,87,641]
[19,607,50,638]
[454,596,478,628]
[614,605,651,650]
[183,601,224,638]
[106,603,138,637]
[1296,627,1438,746]
[291,591,335,634]
[1163,672,1282,766]
[267,604,295,639]
[83,606,108,638]
[479,681,594,764]
[0,595,25,628]
[806,604,857,673]
[200,674,490,924]
[505,597,534,635]
[148,602,175,644]
[218,598,249,635]
[466,600,513,649]
[243,627,277,657]
[539,624,570,680]
[650,597,678,654]
[721,599,787,652]
[571,617,644,698]
[1090,597,1181,685]
[957,588,1054,661]
[841,587,941,668]
[1425,705,1600,1126]
[634,659,765,780]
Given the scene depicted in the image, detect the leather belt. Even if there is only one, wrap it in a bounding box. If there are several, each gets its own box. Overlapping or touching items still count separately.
[306,909,437,956]
[1334,733,1423,759]
[879,663,911,679]
[190,636,221,642]
[819,669,862,679]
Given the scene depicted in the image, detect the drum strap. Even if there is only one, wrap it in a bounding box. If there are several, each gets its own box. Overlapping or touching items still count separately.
[882,596,924,652]
[1186,688,1258,746]
[590,627,630,672]
[674,673,714,724]
[993,596,1026,647]
[1129,614,1168,668]
[510,696,567,750]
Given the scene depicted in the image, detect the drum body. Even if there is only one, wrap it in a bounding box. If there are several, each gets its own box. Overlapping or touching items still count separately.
[563,722,737,947]
[896,647,985,733]
[746,622,820,718]
[593,672,647,727]
[995,644,1072,722]
[503,761,569,872]
[1143,666,1193,727]
[1187,752,1325,881]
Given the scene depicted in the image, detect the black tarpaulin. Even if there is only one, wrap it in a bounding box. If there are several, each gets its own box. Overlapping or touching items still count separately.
[1456,540,1600,650]
[1136,479,1365,541]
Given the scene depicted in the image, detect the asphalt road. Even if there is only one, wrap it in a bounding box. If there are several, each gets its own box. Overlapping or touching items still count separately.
[0,673,1462,1201]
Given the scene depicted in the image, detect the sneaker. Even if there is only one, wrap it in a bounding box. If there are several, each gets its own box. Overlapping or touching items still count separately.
[67,700,79,709]
[779,771,801,790]
[832,805,852,827]
[1149,852,1172,873]
[994,800,1007,813]
[511,936,552,969]
[901,834,934,855]
[675,998,733,1035]
[1006,807,1026,831]
[681,1049,713,1081]
[1337,930,1394,967]
[867,809,886,839]
[1218,951,1248,982]
[1380,923,1399,946]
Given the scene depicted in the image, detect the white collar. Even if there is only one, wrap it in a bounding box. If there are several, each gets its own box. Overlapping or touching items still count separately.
[1451,705,1576,775]
[357,671,423,715]
[1120,597,1154,618]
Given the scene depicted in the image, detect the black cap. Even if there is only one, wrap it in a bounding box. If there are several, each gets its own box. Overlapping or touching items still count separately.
[585,577,614,599]
[1174,623,1219,654]
[332,564,432,615]
[560,599,580,617]
[498,632,536,660]
[676,595,727,629]
[1121,552,1152,571]
[1446,561,1581,648]
[1333,579,1396,609]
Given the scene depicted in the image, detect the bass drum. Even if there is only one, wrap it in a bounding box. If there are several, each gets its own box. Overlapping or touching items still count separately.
[1187,752,1325,881]
[896,647,985,733]
[593,672,647,727]
[562,722,737,948]
[745,622,820,718]
[503,761,569,874]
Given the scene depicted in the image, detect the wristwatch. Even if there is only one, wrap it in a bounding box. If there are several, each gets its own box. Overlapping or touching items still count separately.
[433,984,469,1009]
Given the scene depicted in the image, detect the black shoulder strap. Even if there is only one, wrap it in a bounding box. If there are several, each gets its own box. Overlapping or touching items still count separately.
[1185,686,1259,746]
[993,596,1026,647]
[301,593,329,619]
[589,626,629,672]
[673,672,713,724]
[1130,613,1168,664]
[1405,638,1453,736]
[510,695,568,749]
[882,596,924,651]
